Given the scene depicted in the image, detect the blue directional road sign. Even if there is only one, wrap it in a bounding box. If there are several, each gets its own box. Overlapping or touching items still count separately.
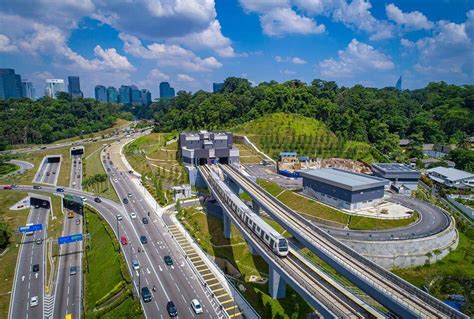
[18,224,43,233]
[58,234,83,245]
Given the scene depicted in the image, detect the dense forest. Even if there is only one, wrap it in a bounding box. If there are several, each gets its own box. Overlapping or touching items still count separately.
[152,78,474,160]
[0,92,132,150]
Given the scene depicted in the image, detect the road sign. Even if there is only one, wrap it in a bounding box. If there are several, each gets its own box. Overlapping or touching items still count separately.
[18,224,43,233]
[64,194,83,205]
[58,233,83,245]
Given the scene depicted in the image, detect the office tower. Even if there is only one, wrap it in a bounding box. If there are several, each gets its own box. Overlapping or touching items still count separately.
[45,79,65,99]
[68,76,83,98]
[395,75,402,91]
[131,85,142,105]
[119,85,131,105]
[107,86,119,103]
[94,85,107,102]
[141,89,152,106]
[159,82,175,98]
[0,68,23,99]
[213,82,224,93]
[21,80,35,99]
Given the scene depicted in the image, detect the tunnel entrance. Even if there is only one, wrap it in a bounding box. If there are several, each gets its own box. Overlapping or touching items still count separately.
[30,197,50,209]
[218,157,229,164]
[46,156,61,163]
[70,146,84,156]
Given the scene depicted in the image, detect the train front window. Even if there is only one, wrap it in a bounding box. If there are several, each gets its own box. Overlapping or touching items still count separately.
[278,239,288,251]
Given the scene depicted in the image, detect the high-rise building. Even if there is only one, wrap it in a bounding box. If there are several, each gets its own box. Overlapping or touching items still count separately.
[141,89,152,106]
[45,79,65,99]
[0,68,23,99]
[159,82,175,98]
[107,86,119,103]
[94,85,107,102]
[119,85,131,105]
[395,75,402,91]
[68,76,83,98]
[131,85,142,105]
[213,82,224,93]
[21,80,35,99]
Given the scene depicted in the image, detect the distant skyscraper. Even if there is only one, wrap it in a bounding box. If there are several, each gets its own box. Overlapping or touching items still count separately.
[119,85,131,105]
[68,76,83,98]
[21,80,35,99]
[107,86,119,103]
[94,85,107,102]
[213,82,224,93]
[141,89,152,106]
[159,82,175,98]
[0,68,23,99]
[45,79,65,99]
[395,75,402,91]
[131,85,142,105]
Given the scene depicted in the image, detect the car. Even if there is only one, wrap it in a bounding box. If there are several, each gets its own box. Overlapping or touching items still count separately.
[3,185,12,190]
[107,168,111,172]
[33,185,42,189]
[30,296,39,307]
[123,198,129,204]
[116,214,123,221]
[132,259,140,270]
[25,223,34,236]
[127,193,133,197]
[167,301,178,317]
[52,171,56,174]
[46,172,50,176]
[80,196,87,202]
[191,299,203,314]
[142,217,148,224]
[164,255,173,266]
[35,238,42,245]
[34,204,40,209]
[94,197,102,203]
[69,266,77,275]
[130,212,137,219]
[140,236,147,244]
[75,219,81,225]
[11,184,18,188]
[113,178,118,183]
[56,188,64,192]
[32,264,39,272]
[42,201,48,207]
[120,236,128,245]
[72,181,76,186]
[77,174,80,178]
[67,211,74,218]
[141,287,152,302]
[73,160,76,164]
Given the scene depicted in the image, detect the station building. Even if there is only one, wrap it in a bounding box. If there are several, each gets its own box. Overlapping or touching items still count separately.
[180,131,240,165]
[371,163,420,194]
[300,168,389,210]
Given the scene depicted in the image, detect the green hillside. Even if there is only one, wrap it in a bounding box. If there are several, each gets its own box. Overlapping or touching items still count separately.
[232,113,381,163]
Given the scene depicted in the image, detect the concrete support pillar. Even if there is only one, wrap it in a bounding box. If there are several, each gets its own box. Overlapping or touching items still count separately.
[251,200,260,215]
[247,241,257,255]
[223,212,231,239]
[268,266,286,299]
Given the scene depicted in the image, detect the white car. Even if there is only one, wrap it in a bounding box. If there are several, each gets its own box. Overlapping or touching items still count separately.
[113,178,118,183]
[191,299,203,314]
[80,196,87,202]
[132,259,140,270]
[72,182,76,186]
[30,296,39,307]
[130,212,137,219]
[116,214,123,221]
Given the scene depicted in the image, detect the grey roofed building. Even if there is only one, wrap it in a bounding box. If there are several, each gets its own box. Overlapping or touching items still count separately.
[426,167,474,189]
[371,163,420,195]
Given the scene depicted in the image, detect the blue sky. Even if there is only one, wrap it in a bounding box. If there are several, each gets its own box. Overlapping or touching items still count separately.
[0,0,472,98]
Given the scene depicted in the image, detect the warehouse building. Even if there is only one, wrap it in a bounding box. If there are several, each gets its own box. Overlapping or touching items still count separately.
[180,131,239,166]
[300,168,389,210]
[427,167,474,189]
[371,163,420,194]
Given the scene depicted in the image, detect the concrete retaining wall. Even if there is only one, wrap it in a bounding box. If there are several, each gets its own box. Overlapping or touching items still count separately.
[340,218,459,269]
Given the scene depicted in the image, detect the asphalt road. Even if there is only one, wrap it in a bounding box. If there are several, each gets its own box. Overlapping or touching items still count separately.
[5,160,34,177]
[34,159,60,185]
[53,154,83,319]
[9,206,48,319]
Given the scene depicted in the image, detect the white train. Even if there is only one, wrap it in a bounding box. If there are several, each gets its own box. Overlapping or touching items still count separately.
[208,170,289,257]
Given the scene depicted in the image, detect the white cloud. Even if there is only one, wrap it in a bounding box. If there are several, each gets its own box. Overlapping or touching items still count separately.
[240,0,289,12]
[281,69,296,75]
[260,7,325,36]
[0,34,17,52]
[386,4,433,31]
[138,68,170,89]
[400,38,415,48]
[275,56,307,64]
[119,33,222,72]
[319,39,394,77]
[176,74,196,82]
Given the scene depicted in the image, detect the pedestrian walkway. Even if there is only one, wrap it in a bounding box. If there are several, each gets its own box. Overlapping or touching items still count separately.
[167,223,243,319]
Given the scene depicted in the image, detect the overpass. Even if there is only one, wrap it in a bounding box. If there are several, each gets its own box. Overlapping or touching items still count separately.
[216,163,468,319]
[200,165,384,319]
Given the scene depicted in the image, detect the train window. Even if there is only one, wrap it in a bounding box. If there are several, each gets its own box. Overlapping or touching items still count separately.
[265,234,269,241]
[270,239,275,247]
[278,239,288,252]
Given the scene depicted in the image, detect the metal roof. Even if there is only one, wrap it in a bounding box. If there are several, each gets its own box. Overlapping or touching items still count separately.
[372,163,417,173]
[280,152,297,156]
[427,167,474,182]
[300,168,389,191]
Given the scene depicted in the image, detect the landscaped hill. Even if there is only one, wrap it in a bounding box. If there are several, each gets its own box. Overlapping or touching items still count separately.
[232,112,382,163]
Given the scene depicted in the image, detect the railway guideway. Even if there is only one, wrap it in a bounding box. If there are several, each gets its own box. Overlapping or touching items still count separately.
[220,163,468,319]
[200,165,383,319]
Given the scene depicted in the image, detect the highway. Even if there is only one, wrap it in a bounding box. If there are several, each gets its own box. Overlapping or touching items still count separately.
[5,160,34,177]
[9,205,49,319]
[53,154,83,319]
[220,163,468,319]
[33,157,60,185]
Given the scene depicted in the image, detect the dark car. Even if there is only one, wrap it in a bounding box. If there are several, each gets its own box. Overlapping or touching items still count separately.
[123,198,129,204]
[3,185,12,190]
[141,287,152,302]
[33,185,42,190]
[140,236,148,244]
[94,197,102,203]
[142,217,148,224]
[32,264,39,272]
[56,188,64,193]
[164,255,173,266]
[167,301,178,317]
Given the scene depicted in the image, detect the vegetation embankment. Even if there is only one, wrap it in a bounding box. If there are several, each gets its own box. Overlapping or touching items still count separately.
[84,206,142,318]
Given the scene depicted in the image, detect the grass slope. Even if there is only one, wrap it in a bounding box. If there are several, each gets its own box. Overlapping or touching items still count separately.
[232,112,379,163]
